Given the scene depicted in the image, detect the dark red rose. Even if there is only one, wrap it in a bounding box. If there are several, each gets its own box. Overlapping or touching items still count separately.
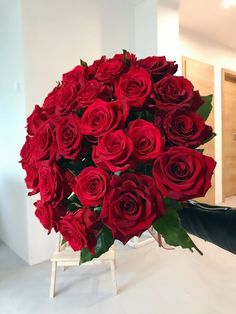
[95,59,125,83]
[101,173,166,244]
[24,160,39,196]
[32,119,56,162]
[34,200,67,234]
[136,56,177,81]
[62,65,87,87]
[42,84,61,117]
[74,167,109,207]
[20,135,34,169]
[88,56,106,78]
[128,119,163,162]
[55,81,79,116]
[77,80,111,109]
[92,130,134,172]
[152,146,216,201]
[58,208,101,253]
[115,67,152,108]
[153,75,204,112]
[81,99,129,138]
[112,52,137,65]
[162,110,213,148]
[38,163,72,205]
[26,105,47,136]
[56,113,82,160]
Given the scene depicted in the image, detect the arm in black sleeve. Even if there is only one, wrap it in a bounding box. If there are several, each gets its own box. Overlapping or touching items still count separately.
[178,200,236,254]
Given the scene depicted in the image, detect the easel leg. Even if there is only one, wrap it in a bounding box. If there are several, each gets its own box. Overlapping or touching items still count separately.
[50,261,57,298]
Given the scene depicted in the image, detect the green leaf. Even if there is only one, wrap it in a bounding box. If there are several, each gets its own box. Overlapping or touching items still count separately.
[61,238,67,245]
[80,226,115,264]
[153,198,203,255]
[197,95,213,121]
[201,132,216,145]
[80,59,88,67]
[122,49,129,67]
[196,148,204,154]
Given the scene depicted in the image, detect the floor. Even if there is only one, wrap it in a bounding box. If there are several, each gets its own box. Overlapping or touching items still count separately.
[1,229,236,314]
[1,196,236,314]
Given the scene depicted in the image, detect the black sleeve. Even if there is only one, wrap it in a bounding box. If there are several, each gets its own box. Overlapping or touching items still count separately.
[178,201,236,254]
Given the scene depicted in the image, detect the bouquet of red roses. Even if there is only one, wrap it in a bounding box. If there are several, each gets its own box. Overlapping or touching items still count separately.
[20,50,216,262]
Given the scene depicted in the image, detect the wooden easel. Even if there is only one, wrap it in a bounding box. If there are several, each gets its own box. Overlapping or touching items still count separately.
[49,234,117,298]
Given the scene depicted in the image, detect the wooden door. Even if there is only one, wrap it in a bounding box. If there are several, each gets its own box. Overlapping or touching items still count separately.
[182,57,215,204]
[222,69,236,200]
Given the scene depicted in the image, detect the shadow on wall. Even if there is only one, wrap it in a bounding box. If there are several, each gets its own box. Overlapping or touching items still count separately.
[0,174,29,262]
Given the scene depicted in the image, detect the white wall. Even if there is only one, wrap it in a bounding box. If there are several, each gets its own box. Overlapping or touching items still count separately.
[0,0,29,262]
[180,28,236,204]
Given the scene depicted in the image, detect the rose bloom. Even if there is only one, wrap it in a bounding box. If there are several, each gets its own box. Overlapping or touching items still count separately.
[38,163,72,205]
[101,173,166,244]
[152,146,216,201]
[162,109,213,148]
[42,84,61,117]
[112,51,137,65]
[92,130,134,172]
[136,56,177,81]
[95,59,125,83]
[55,81,79,116]
[74,167,109,207]
[87,56,106,78]
[77,80,111,109]
[26,105,47,136]
[62,65,87,88]
[128,119,163,162]
[153,75,204,112]
[56,113,82,160]
[31,119,56,162]
[34,200,67,234]
[81,99,129,138]
[115,66,152,108]
[58,208,101,253]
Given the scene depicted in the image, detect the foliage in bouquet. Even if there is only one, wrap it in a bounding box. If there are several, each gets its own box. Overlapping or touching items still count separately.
[20,50,216,263]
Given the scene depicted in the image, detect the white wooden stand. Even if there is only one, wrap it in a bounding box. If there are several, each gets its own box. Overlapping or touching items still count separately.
[49,234,117,298]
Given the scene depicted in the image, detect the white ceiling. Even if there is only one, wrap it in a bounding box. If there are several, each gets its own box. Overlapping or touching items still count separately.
[180,0,236,51]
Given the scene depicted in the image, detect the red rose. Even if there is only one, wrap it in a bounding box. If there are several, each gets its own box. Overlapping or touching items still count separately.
[38,163,72,205]
[42,84,61,117]
[87,56,106,78]
[20,135,34,170]
[92,130,134,172]
[153,75,204,112]
[24,161,39,196]
[136,56,177,81]
[32,119,56,162]
[26,105,47,136]
[55,82,79,116]
[74,167,109,207]
[56,113,82,160]
[128,119,163,162]
[95,59,125,83]
[58,208,101,253]
[77,80,111,109]
[152,146,216,201]
[62,65,87,87]
[115,67,152,108]
[101,173,166,244]
[162,110,213,148]
[81,99,129,138]
[112,52,137,65]
[34,200,67,234]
